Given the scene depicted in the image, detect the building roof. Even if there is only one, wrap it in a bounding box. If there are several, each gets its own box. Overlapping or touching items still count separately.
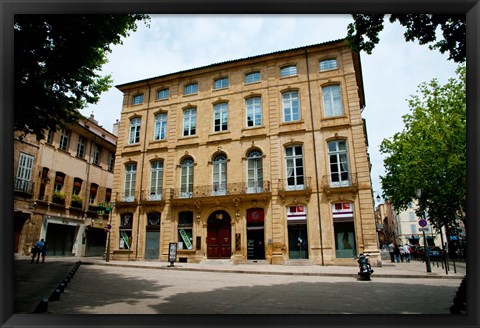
[115,38,348,89]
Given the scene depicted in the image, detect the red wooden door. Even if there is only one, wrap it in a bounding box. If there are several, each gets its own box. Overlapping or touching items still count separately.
[207,213,231,259]
[219,224,231,258]
[207,225,219,258]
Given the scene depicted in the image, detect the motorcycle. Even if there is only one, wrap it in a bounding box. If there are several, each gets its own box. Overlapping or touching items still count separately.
[355,253,373,280]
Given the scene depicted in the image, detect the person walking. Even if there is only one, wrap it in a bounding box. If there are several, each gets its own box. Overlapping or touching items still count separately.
[31,239,45,264]
[400,244,405,262]
[403,244,411,263]
[41,241,48,263]
[393,243,401,263]
[388,243,395,263]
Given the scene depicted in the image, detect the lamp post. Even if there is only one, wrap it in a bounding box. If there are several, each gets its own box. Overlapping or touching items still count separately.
[415,188,431,273]
[105,202,114,262]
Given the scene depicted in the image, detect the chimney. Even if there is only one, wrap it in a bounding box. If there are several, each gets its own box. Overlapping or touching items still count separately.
[112,119,120,136]
[89,113,99,125]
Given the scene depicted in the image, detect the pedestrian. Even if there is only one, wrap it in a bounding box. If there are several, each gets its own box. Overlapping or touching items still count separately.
[400,244,405,262]
[388,243,395,263]
[41,241,48,263]
[403,244,411,263]
[31,239,45,264]
[393,243,401,263]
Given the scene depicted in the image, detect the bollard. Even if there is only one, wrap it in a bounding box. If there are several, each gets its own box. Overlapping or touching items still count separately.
[33,297,48,313]
[49,289,61,301]
[58,283,66,293]
[62,278,69,287]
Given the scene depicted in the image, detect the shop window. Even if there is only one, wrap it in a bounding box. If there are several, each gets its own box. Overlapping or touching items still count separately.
[332,202,356,258]
[119,213,134,249]
[178,212,193,250]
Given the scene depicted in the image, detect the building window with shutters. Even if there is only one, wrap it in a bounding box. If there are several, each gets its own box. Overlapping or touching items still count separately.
[15,152,34,193]
[59,129,70,151]
[89,183,98,204]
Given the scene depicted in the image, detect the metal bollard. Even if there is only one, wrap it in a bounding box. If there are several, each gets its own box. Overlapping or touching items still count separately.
[49,289,61,301]
[58,283,66,293]
[33,297,48,313]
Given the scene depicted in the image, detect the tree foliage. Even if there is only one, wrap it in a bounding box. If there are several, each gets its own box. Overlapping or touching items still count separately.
[14,14,150,140]
[347,14,466,63]
[379,65,466,234]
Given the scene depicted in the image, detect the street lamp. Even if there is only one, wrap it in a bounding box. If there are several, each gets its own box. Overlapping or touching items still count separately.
[105,202,114,262]
[415,188,432,273]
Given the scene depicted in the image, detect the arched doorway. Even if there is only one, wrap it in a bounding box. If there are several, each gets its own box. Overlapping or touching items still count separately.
[207,210,231,259]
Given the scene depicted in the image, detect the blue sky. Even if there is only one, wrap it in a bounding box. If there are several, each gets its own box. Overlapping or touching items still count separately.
[83,15,459,197]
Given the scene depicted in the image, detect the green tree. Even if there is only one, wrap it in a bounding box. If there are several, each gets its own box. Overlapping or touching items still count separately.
[347,14,466,63]
[14,14,150,140]
[379,65,466,236]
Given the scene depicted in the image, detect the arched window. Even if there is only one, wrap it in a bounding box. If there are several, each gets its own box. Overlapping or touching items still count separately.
[180,158,194,198]
[246,150,263,193]
[212,154,227,195]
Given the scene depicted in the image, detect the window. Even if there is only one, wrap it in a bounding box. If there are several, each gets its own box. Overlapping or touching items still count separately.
[213,102,228,132]
[411,225,418,234]
[178,212,193,250]
[320,59,338,71]
[246,150,263,193]
[46,129,54,144]
[180,158,194,198]
[89,183,98,204]
[184,83,198,95]
[76,136,86,158]
[150,161,163,201]
[148,212,161,226]
[409,212,416,221]
[132,94,144,105]
[212,154,227,195]
[282,91,300,122]
[285,145,304,190]
[124,164,137,202]
[280,65,297,77]
[214,77,229,90]
[59,130,70,151]
[129,117,141,144]
[15,153,34,192]
[246,97,262,127]
[93,144,101,165]
[105,188,112,205]
[245,71,260,84]
[322,85,344,117]
[333,203,356,258]
[156,88,169,100]
[328,140,350,187]
[183,108,196,136]
[108,152,115,172]
[72,178,82,196]
[119,213,133,249]
[54,172,65,192]
[154,113,167,141]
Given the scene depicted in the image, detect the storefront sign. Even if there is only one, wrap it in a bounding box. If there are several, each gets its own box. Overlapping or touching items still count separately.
[179,229,192,249]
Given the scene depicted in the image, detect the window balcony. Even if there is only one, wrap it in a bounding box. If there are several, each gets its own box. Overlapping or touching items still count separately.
[14,178,34,196]
[170,181,271,203]
[115,191,140,208]
[277,177,312,203]
[321,173,358,196]
[140,190,165,207]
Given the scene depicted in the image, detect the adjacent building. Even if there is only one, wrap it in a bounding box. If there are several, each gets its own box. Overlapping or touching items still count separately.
[13,115,117,257]
[108,39,380,266]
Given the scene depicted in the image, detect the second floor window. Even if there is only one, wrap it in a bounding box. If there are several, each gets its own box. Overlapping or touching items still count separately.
[154,113,167,141]
[285,145,304,190]
[245,71,260,84]
[183,108,196,136]
[15,152,34,191]
[156,88,169,100]
[108,152,115,172]
[76,136,86,158]
[213,77,229,90]
[132,94,144,105]
[180,158,194,198]
[246,150,263,193]
[184,83,198,95]
[129,117,141,144]
[213,103,228,132]
[280,65,297,77]
[282,91,300,122]
[246,97,262,127]
[59,130,70,151]
[323,85,344,117]
[150,161,163,200]
[93,144,101,165]
[124,163,137,201]
[328,140,350,187]
[212,154,227,195]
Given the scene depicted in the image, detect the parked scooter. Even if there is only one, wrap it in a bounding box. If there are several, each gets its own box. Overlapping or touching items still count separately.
[355,253,373,280]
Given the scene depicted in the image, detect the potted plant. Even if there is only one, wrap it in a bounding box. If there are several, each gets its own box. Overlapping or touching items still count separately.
[70,194,83,208]
[51,191,66,205]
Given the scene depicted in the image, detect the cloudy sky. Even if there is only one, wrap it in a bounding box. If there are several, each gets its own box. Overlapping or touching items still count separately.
[82,14,459,199]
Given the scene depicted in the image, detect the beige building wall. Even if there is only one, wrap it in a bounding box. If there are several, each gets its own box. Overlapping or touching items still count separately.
[109,40,379,266]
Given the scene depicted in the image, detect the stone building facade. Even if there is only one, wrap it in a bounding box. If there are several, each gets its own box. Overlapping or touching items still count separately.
[109,39,380,266]
[13,115,117,257]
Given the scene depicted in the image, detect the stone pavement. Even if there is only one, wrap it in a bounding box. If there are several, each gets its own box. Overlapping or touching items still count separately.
[13,254,466,314]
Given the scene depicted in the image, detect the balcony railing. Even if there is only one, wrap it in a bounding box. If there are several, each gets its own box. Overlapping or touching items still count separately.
[170,181,271,200]
[115,191,140,204]
[278,177,312,192]
[14,178,34,194]
[140,189,165,203]
[321,173,358,193]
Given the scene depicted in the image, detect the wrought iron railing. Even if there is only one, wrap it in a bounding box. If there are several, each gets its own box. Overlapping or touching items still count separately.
[141,189,164,202]
[170,181,271,199]
[321,173,358,190]
[14,178,33,194]
[115,191,140,203]
[277,177,312,192]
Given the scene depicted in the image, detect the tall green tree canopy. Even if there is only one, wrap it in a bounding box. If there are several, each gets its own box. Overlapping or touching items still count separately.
[379,64,466,233]
[347,14,466,63]
[14,14,150,140]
